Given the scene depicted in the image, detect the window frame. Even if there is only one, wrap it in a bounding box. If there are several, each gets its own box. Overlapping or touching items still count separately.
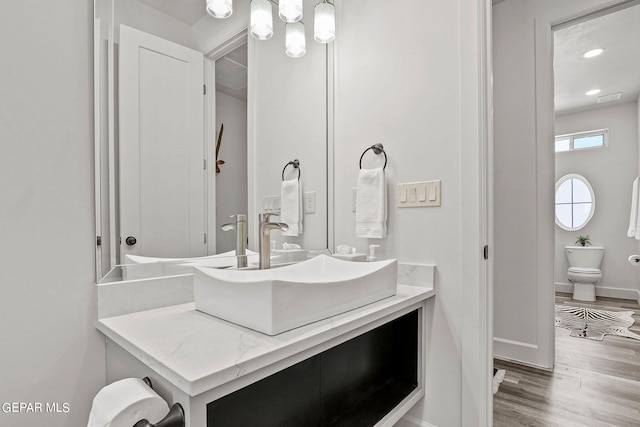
[554,128,608,153]
[554,173,595,231]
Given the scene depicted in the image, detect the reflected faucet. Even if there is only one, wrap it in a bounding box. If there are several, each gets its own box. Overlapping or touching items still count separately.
[258,213,288,269]
[221,214,248,268]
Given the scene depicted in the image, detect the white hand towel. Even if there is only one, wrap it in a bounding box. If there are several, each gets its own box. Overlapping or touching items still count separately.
[281,178,303,236]
[356,167,387,238]
[630,176,640,240]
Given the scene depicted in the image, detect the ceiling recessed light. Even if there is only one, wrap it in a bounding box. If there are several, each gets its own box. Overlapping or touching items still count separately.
[585,89,601,96]
[583,48,605,58]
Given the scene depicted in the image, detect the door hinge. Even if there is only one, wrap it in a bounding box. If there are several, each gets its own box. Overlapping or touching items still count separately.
[203,84,207,95]
[204,233,207,244]
[97,236,102,246]
[483,245,489,260]
[203,159,207,169]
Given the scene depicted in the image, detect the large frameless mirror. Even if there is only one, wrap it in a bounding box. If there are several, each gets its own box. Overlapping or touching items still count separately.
[94,0,333,281]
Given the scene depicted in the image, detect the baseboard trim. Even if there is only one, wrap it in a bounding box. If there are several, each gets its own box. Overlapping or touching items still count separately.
[555,282,572,294]
[394,414,438,427]
[555,282,639,301]
[493,355,553,372]
[493,337,538,349]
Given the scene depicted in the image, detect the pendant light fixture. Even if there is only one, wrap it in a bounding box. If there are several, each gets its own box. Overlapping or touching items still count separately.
[279,0,303,23]
[206,0,335,58]
[250,0,273,40]
[285,21,306,58]
[206,0,232,18]
[313,0,335,43]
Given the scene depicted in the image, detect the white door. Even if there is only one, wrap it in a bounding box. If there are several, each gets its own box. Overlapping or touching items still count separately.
[119,25,205,261]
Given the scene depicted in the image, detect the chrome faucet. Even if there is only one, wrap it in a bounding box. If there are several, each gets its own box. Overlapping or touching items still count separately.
[221,214,248,268]
[258,213,288,269]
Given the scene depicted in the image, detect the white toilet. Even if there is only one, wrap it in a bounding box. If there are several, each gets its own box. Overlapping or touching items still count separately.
[565,245,604,302]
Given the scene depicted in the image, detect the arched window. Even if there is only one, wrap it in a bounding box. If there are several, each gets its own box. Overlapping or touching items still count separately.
[555,174,595,231]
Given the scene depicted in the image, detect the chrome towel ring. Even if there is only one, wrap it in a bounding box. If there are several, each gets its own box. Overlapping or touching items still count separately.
[359,143,387,170]
[282,159,301,181]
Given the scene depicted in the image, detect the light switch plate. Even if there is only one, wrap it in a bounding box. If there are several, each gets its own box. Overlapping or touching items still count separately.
[397,180,441,207]
[263,195,281,213]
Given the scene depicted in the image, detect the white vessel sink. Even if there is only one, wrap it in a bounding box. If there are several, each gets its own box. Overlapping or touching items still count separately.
[193,255,398,335]
[122,250,258,280]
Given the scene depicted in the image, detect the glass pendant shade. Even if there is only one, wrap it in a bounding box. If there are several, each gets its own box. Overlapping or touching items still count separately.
[250,0,273,40]
[206,0,232,18]
[279,0,303,22]
[285,22,306,58]
[313,1,335,43]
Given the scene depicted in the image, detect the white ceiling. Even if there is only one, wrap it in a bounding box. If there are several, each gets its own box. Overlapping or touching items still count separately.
[215,44,248,101]
[554,5,640,114]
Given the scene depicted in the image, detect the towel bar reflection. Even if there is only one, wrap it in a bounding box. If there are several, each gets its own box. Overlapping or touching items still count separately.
[134,377,185,427]
[359,143,387,170]
[282,159,301,181]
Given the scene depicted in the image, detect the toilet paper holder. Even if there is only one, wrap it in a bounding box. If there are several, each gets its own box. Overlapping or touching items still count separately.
[133,377,185,427]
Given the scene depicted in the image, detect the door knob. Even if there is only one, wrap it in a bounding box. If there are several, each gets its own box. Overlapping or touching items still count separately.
[125,236,137,246]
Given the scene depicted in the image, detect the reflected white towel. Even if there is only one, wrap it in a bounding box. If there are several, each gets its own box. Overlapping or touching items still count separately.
[281,178,303,236]
[356,167,387,238]
[629,177,640,239]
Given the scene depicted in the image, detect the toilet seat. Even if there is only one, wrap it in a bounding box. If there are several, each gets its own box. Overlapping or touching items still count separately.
[568,267,600,275]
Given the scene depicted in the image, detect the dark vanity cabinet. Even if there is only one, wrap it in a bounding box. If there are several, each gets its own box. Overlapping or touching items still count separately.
[206,310,419,427]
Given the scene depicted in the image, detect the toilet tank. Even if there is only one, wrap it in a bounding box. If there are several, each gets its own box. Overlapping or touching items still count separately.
[565,246,604,268]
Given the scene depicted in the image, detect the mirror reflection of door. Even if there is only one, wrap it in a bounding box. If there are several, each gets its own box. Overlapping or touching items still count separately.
[214,43,248,253]
[95,0,331,280]
[119,25,206,262]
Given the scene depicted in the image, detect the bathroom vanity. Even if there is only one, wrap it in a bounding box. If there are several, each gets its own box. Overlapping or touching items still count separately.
[96,266,435,426]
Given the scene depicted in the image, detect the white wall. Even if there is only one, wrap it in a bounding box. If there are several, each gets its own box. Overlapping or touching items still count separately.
[493,0,541,358]
[492,0,626,369]
[0,1,106,426]
[0,1,489,425]
[334,0,489,425]
[215,92,248,252]
[555,102,639,299]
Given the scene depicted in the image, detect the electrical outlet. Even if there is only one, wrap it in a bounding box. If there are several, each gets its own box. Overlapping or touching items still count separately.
[304,191,316,214]
[352,187,357,212]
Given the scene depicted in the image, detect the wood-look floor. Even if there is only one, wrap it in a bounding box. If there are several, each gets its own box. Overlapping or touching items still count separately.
[493,293,640,427]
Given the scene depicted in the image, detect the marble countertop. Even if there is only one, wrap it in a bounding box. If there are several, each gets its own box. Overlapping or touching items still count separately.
[97,284,435,397]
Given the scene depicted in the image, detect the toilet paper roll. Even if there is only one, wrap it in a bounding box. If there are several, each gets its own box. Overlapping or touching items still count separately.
[628,255,640,265]
[87,378,169,427]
